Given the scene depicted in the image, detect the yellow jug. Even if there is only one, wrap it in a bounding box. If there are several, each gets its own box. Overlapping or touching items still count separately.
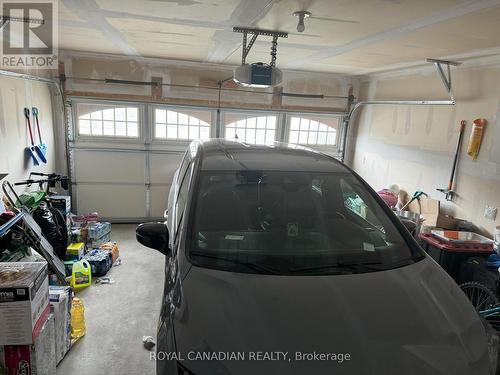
[71,297,86,340]
[71,259,92,289]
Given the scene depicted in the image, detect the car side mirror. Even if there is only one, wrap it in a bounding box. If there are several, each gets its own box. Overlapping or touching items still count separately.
[136,222,170,256]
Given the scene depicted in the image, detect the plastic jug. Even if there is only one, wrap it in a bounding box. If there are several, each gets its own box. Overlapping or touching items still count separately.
[70,259,92,289]
[71,297,86,340]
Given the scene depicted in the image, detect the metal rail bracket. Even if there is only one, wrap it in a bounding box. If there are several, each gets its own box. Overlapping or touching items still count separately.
[340,58,461,162]
[426,58,461,101]
[233,27,288,66]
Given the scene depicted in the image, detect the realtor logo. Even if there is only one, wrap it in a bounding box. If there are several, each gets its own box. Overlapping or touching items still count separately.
[1,0,58,69]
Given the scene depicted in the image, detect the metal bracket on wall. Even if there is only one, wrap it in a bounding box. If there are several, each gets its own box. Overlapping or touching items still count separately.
[233,27,288,66]
[339,59,461,162]
[426,58,461,102]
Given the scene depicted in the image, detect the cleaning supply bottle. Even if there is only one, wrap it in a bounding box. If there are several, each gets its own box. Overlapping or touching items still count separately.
[71,297,86,340]
[71,259,92,289]
[467,118,487,160]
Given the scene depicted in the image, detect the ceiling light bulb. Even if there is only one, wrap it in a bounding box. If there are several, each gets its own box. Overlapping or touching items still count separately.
[293,10,311,33]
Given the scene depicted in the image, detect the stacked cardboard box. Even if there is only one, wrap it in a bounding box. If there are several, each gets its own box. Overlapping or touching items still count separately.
[49,286,72,364]
[0,262,56,374]
[0,263,50,345]
[2,315,56,375]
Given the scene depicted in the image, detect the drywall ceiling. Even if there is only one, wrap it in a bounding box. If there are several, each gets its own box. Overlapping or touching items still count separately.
[57,0,500,75]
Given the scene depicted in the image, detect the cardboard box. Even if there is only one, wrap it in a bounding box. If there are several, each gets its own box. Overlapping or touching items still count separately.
[49,286,72,364]
[407,198,458,230]
[0,263,50,345]
[47,195,71,215]
[66,243,85,261]
[3,314,56,375]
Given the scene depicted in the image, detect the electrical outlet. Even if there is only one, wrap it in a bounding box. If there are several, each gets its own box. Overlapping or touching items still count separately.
[484,206,498,221]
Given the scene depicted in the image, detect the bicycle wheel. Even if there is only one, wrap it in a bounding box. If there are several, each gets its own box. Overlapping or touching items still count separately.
[460,281,500,331]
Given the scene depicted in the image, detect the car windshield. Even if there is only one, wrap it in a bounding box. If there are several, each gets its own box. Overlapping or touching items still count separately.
[187,170,422,275]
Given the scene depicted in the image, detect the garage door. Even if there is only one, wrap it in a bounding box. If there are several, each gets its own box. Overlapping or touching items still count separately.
[69,100,343,221]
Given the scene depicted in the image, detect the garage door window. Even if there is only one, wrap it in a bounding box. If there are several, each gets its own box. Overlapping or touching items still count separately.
[77,104,139,138]
[154,108,211,140]
[288,116,338,146]
[224,113,277,144]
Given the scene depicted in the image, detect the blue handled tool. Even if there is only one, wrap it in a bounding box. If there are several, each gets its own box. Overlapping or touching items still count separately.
[24,107,40,166]
[32,107,47,163]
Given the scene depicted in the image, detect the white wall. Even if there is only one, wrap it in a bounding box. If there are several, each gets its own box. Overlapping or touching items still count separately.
[0,76,57,194]
[350,65,500,236]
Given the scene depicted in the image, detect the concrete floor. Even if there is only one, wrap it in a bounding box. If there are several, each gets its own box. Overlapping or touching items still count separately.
[57,224,165,375]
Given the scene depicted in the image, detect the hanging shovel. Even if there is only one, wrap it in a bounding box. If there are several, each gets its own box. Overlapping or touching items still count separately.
[24,108,40,166]
[32,107,47,163]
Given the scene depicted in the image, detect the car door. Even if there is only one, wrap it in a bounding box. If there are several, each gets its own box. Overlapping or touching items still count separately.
[162,154,194,314]
[157,154,194,372]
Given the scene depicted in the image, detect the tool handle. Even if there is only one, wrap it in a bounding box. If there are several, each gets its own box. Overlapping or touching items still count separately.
[24,107,35,145]
[32,107,43,143]
[449,120,466,190]
[459,120,466,132]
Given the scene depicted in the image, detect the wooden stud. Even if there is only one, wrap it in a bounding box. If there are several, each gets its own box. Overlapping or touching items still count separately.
[272,86,283,108]
[151,76,163,100]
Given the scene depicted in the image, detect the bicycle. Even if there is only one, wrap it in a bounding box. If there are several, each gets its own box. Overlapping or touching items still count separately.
[460,281,500,331]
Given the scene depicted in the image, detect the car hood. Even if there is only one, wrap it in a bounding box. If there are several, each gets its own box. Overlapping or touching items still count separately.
[173,257,489,375]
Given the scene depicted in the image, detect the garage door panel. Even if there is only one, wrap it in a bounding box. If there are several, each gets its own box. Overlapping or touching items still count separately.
[74,150,145,183]
[149,152,182,184]
[76,184,147,219]
[149,185,171,218]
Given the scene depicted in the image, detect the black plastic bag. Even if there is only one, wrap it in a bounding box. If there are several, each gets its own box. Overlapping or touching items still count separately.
[33,202,66,260]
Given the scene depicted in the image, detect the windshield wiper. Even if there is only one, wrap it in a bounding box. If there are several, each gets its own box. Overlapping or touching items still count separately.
[290,258,417,274]
[190,251,280,274]
[289,261,385,274]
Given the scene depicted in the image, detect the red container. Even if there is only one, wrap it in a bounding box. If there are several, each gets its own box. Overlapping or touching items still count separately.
[419,233,493,282]
[420,233,493,252]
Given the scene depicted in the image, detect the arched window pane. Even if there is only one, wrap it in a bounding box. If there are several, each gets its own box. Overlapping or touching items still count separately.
[103,109,114,120]
[225,113,277,145]
[288,116,339,146]
[154,108,212,140]
[77,104,140,138]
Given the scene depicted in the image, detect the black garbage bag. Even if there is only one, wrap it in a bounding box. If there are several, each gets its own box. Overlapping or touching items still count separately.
[33,202,66,260]
[49,206,68,252]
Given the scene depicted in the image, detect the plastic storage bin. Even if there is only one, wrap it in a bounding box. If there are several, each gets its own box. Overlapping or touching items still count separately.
[419,233,493,282]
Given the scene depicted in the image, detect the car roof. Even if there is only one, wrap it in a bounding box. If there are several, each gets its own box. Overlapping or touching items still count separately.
[195,139,350,173]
